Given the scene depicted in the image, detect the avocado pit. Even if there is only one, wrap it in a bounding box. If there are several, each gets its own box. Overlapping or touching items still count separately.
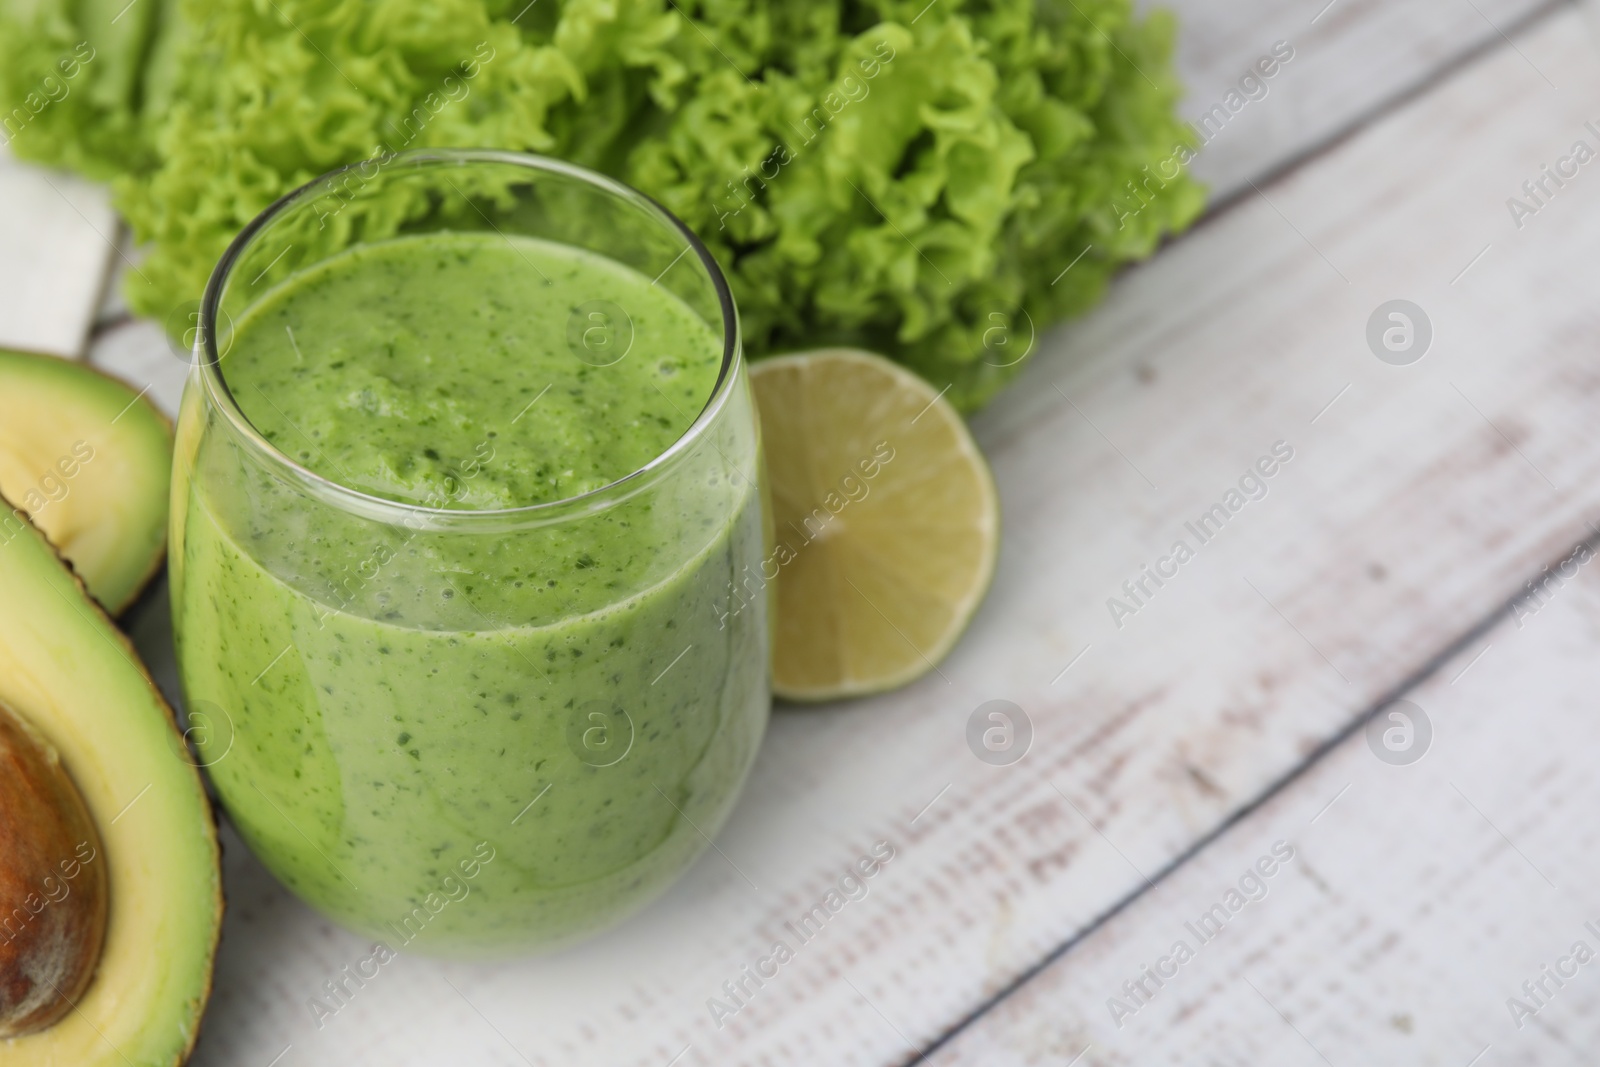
[0,700,107,1038]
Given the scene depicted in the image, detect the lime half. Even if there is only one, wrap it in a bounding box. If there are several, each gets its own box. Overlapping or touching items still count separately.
[750,349,1000,701]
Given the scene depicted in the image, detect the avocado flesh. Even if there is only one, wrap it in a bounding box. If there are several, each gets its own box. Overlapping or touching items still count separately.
[0,350,172,615]
[0,504,220,1067]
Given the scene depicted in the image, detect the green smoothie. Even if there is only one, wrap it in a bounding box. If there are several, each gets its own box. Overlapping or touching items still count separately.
[172,231,769,953]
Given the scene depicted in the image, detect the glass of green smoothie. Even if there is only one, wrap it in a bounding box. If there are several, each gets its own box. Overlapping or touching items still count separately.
[170,149,771,955]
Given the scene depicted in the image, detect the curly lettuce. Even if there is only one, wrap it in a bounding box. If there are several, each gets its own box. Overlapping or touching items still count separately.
[0,0,1202,410]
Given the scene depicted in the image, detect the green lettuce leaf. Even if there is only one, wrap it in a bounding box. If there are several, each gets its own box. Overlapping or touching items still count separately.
[0,0,1203,410]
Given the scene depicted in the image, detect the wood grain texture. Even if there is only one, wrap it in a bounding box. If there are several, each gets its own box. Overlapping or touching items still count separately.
[930,497,1600,1067]
[1165,0,1555,198]
[83,5,1600,1067]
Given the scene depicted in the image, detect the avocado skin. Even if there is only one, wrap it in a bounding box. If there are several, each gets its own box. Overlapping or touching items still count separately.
[0,348,173,617]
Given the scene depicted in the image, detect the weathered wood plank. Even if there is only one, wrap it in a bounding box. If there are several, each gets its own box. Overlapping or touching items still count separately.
[97,8,1600,1067]
[929,521,1600,1067]
[1166,0,1555,198]
[0,147,115,357]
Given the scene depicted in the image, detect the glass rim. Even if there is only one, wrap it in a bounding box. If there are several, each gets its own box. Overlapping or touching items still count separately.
[196,147,742,529]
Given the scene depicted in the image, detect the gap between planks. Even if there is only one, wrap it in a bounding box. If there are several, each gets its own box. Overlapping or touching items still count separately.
[904,522,1600,1066]
[902,2,1585,1060]
[1161,0,1570,248]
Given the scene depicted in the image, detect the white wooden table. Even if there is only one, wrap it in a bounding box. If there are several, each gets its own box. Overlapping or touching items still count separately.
[8,1,1600,1062]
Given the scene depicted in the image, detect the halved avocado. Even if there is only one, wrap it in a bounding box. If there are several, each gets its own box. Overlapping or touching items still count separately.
[0,350,172,615]
[0,502,220,1066]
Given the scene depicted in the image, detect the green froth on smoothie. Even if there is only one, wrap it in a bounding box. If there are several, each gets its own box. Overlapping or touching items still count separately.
[224,232,724,511]
[174,231,769,953]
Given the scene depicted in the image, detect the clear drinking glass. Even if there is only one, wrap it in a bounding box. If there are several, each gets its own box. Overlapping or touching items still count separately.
[170,149,771,955]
